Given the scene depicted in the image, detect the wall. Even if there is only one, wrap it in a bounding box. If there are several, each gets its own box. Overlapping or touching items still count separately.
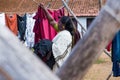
[77,17,87,35]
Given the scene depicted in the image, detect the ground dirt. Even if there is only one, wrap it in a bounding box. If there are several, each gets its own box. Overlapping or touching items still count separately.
[83,52,120,80]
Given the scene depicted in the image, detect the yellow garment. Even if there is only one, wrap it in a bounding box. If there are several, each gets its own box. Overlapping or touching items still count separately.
[53,23,59,32]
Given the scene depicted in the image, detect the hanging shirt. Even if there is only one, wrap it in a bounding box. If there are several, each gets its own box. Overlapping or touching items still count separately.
[0,13,6,27]
[5,14,18,35]
[33,7,64,44]
[25,13,35,48]
[17,14,26,41]
[52,30,72,67]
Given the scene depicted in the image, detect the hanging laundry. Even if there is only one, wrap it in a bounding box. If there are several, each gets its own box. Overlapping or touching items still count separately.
[0,13,6,27]
[112,30,120,77]
[54,7,65,22]
[106,41,112,52]
[5,14,18,35]
[17,14,26,41]
[25,13,36,48]
[33,7,64,44]
[48,8,65,40]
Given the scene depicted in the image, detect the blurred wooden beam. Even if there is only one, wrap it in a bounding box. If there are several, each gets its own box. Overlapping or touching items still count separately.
[0,26,60,80]
[57,0,120,80]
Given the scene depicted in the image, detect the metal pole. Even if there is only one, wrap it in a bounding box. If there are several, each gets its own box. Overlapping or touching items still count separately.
[61,0,87,38]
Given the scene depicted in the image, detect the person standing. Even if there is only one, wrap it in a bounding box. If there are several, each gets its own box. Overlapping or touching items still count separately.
[39,3,80,71]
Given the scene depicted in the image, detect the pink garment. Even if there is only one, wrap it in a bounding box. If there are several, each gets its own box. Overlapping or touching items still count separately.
[33,7,64,44]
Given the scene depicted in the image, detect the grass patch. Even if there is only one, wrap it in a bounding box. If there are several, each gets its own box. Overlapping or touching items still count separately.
[94,58,106,64]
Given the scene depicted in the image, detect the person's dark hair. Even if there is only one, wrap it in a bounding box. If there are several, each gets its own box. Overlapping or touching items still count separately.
[60,16,75,36]
[71,18,81,45]
[71,17,77,28]
[60,16,81,46]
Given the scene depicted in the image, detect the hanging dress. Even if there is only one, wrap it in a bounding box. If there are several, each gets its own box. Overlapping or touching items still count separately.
[33,7,64,44]
[17,14,26,41]
[25,13,36,48]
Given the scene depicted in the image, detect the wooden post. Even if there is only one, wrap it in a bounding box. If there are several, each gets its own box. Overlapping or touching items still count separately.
[0,26,60,80]
[57,0,120,80]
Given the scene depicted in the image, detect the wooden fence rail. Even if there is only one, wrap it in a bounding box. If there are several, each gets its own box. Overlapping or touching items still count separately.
[0,0,120,80]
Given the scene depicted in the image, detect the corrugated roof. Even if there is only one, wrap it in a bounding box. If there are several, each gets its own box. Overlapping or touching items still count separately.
[0,0,106,16]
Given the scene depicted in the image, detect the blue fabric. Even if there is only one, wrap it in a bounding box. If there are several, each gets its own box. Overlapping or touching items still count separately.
[112,61,120,77]
[112,30,120,77]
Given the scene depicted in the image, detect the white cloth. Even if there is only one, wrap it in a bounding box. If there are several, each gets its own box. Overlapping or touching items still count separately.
[0,13,6,27]
[25,13,35,48]
[52,30,72,67]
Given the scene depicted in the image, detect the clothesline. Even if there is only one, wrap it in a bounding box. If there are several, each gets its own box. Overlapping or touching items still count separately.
[17,0,25,10]
[31,0,39,5]
[2,12,36,14]
[3,0,86,38]
[31,0,51,8]
[0,12,36,16]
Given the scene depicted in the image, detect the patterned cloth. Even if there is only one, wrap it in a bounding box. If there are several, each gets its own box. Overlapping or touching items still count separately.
[25,13,35,48]
[52,30,72,67]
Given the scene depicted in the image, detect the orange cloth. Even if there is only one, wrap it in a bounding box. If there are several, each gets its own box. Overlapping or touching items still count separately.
[5,14,18,35]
